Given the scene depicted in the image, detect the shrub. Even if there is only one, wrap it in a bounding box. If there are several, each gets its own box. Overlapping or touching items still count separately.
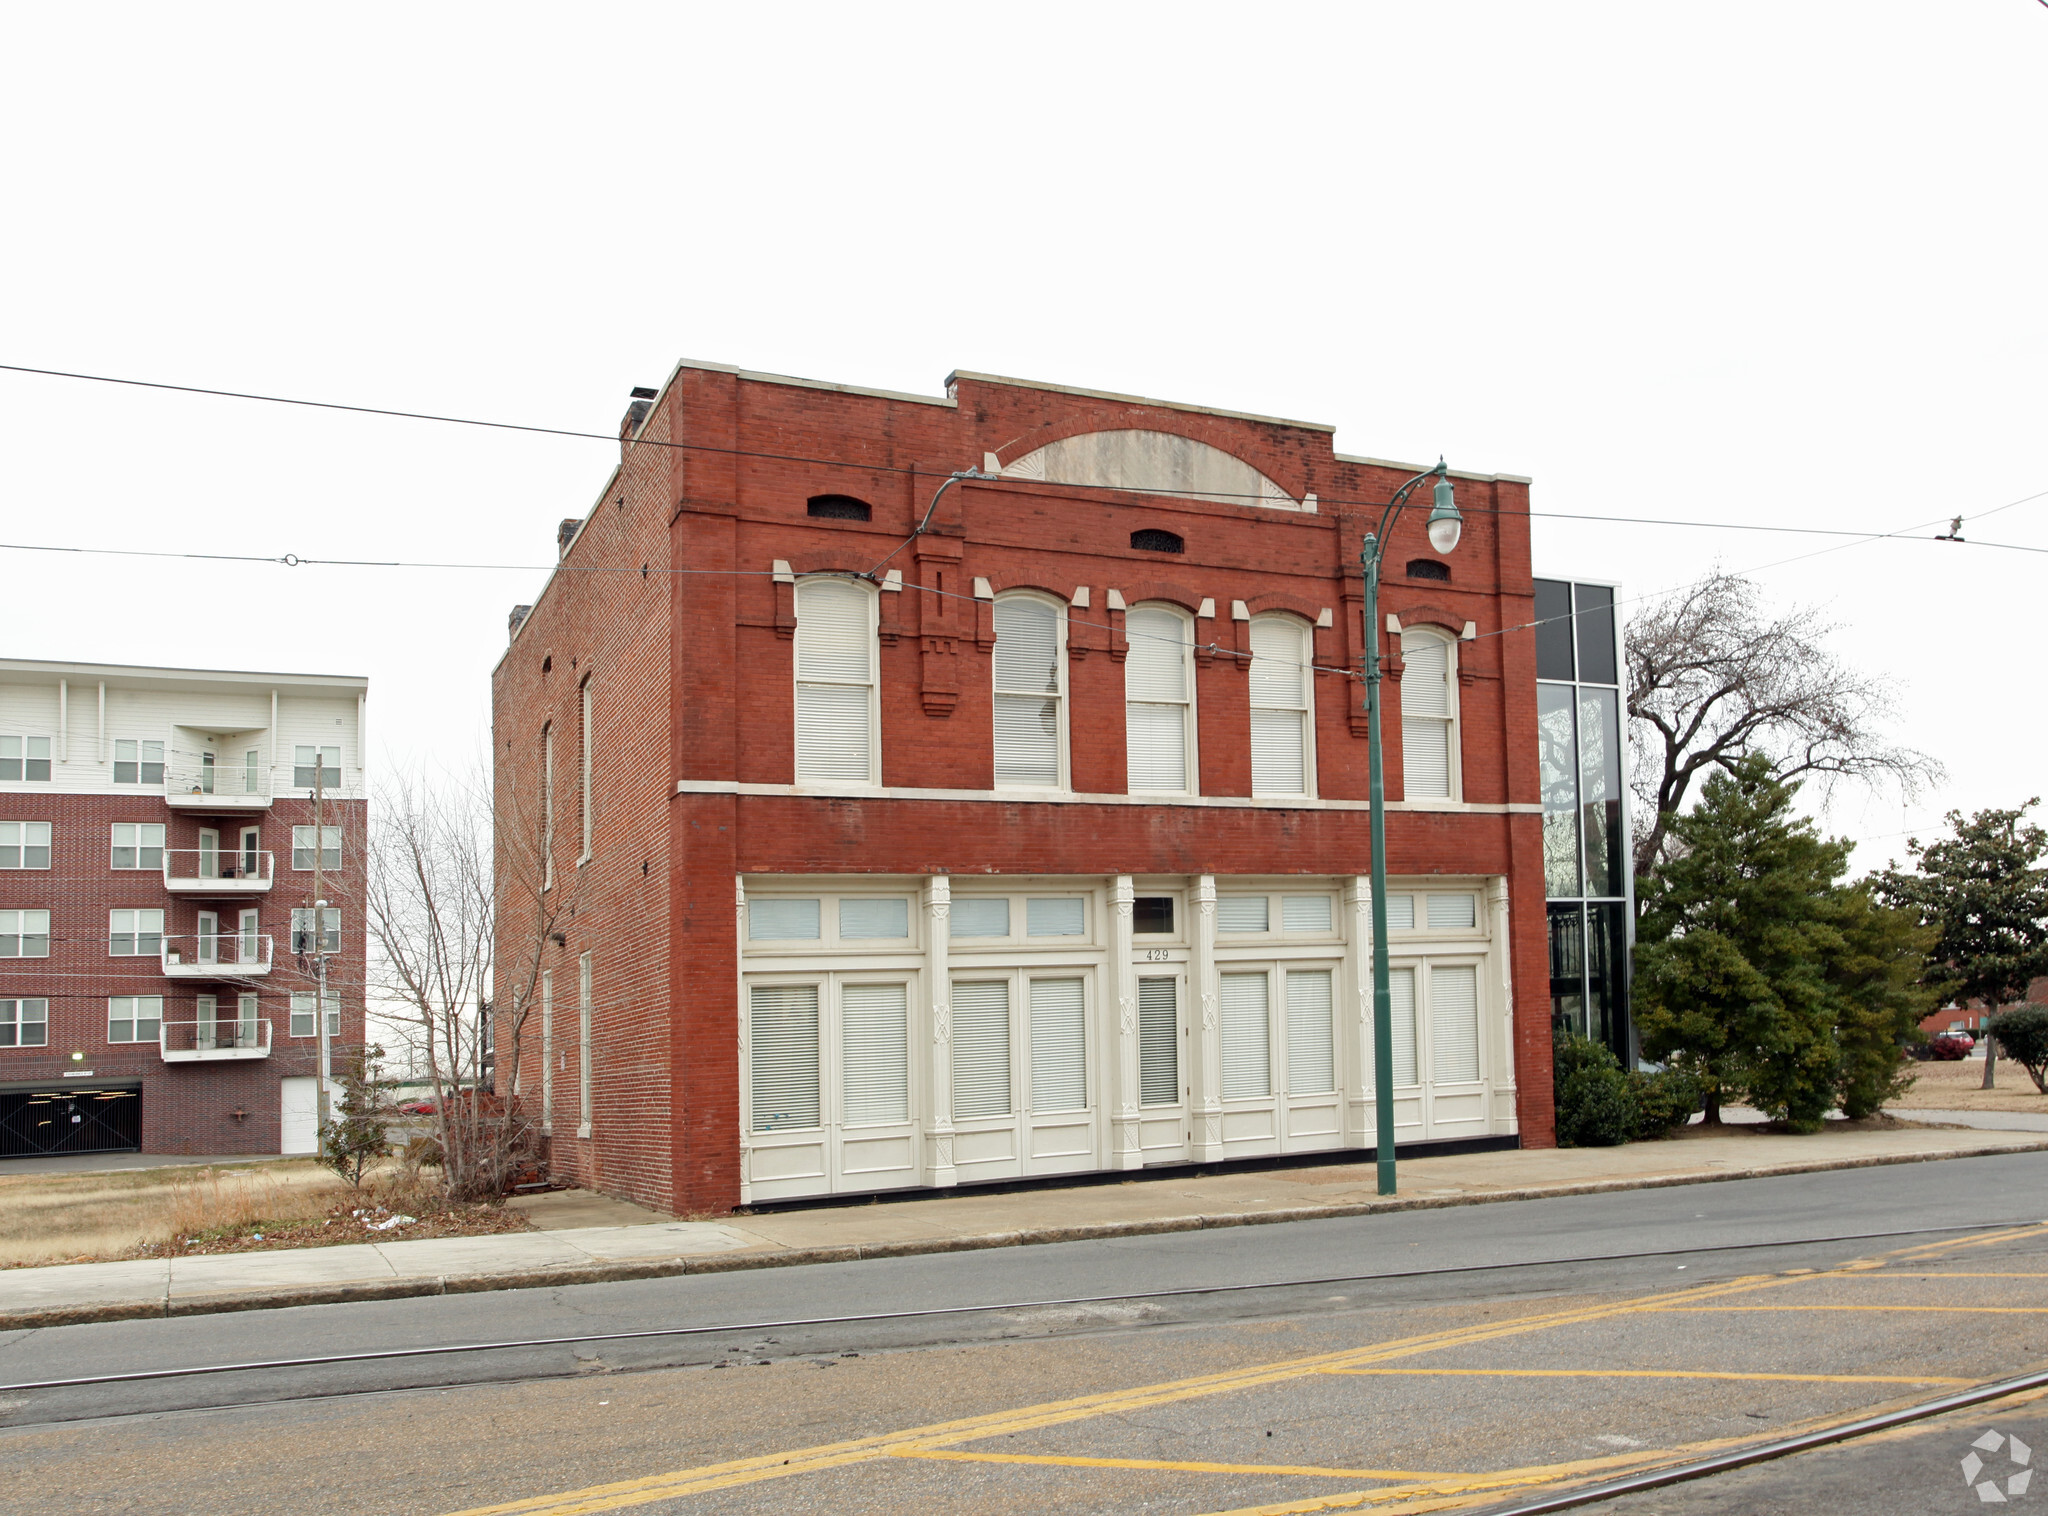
[1988,1005,2048,1094]
[320,1048,391,1188]
[1554,1031,1638,1147]
[1628,1065,1702,1139]
[1926,1034,1972,1061]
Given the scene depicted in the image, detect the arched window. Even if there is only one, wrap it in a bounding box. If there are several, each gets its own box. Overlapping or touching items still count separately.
[1400,627,1459,800]
[1125,604,1196,794]
[992,594,1066,788]
[1405,558,1450,582]
[1249,615,1313,798]
[1130,529,1184,554]
[807,495,872,521]
[794,577,878,784]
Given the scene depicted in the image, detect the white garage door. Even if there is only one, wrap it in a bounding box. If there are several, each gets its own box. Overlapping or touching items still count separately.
[280,1077,319,1154]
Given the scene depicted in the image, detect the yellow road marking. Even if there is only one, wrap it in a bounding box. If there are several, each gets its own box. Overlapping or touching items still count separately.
[1852,1271,2048,1278]
[1647,1304,2048,1313]
[1892,1225,2047,1261]
[437,1223,2042,1516]
[889,1449,1455,1479]
[1320,1368,1973,1386]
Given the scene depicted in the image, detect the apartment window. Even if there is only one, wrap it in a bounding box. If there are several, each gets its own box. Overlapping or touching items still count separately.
[111,823,166,870]
[114,739,165,785]
[0,910,50,957]
[541,968,555,1134]
[290,907,341,954]
[578,677,593,863]
[290,991,341,1038]
[541,723,555,890]
[794,577,879,784]
[1400,627,1459,800]
[1249,615,1314,798]
[0,999,49,1048]
[292,745,341,790]
[577,952,593,1138]
[109,909,164,956]
[292,826,342,871]
[1125,604,1195,793]
[0,737,51,783]
[992,594,1066,788]
[0,822,51,870]
[108,995,163,1043]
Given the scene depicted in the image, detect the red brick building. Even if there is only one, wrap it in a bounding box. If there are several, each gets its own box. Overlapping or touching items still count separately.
[0,660,367,1156]
[494,364,1563,1216]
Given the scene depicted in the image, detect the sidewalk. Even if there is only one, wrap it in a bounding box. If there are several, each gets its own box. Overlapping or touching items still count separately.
[2,1123,2042,1330]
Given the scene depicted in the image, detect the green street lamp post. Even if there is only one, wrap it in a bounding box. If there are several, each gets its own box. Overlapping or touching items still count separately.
[1361,460,1464,1196]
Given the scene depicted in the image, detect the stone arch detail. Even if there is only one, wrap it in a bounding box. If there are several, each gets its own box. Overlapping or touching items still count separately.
[990,425,1304,510]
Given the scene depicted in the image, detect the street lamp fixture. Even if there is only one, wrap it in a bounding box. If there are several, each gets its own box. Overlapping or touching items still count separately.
[1361,459,1464,1196]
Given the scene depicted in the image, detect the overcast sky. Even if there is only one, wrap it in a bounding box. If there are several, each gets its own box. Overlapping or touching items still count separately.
[2,2,2041,875]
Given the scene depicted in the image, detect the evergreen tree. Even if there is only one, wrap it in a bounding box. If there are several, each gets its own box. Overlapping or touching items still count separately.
[1828,885,1937,1118]
[1877,803,2048,1090]
[1635,757,1845,1130]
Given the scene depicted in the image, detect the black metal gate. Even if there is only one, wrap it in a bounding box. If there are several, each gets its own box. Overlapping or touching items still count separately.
[0,1087,142,1157]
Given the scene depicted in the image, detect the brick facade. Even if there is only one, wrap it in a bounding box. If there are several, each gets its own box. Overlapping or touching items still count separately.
[494,365,1558,1217]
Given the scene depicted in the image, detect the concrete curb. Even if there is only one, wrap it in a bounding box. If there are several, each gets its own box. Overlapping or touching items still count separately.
[7,1137,2044,1332]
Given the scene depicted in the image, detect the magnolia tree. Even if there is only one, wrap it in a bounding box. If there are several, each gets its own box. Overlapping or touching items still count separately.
[365,767,569,1199]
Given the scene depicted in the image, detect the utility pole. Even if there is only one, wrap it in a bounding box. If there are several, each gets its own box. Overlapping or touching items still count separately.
[312,759,332,1132]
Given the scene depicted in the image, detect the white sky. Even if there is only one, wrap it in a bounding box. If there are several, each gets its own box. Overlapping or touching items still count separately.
[2,2,2041,877]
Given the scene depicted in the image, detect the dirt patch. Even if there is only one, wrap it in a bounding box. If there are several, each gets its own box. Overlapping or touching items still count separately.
[1888,1057,2048,1113]
[127,1196,533,1259]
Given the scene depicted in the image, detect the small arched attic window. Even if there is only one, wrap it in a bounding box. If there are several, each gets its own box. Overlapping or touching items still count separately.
[807,495,873,522]
[1131,529,1184,554]
[1406,559,1450,582]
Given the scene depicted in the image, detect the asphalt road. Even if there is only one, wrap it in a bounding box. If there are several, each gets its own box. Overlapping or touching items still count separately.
[0,1150,2044,1515]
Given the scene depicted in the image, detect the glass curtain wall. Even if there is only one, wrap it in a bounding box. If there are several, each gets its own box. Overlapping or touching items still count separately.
[1535,579,1633,1057]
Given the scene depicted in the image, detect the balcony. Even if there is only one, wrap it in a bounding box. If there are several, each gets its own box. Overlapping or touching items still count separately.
[160,1018,272,1062]
[162,849,274,896]
[164,762,273,811]
[161,934,274,979]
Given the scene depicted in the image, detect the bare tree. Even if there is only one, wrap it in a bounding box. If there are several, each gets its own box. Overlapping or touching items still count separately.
[365,766,568,1199]
[1627,571,1943,877]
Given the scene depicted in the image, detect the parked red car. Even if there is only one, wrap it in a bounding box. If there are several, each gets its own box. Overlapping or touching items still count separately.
[395,1099,438,1116]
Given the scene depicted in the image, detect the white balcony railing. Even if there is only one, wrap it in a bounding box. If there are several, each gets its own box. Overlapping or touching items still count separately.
[161,849,274,895]
[161,934,274,978]
[164,762,273,809]
[159,1018,272,1061]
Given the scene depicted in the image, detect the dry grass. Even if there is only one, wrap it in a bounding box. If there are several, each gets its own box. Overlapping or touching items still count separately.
[0,1160,353,1267]
[1888,1056,2048,1113]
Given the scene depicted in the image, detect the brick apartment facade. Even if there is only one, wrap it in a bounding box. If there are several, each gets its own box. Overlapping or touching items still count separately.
[494,363,1572,1218]
[0,660,367,1156]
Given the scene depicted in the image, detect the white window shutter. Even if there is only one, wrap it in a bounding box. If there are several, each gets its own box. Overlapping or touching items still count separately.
[1124,609,1188,700]
[1387,967,1418,1087]
[1219,971,1271,1099]
[1126,607,1190,793]
[749,984,820,1131]
[1431,964,1481,1082]
[1426,894,1477,930]
[1248,618,1305,710]
[993,696,1060,785]
[795,579,876,783]
[838,898,909,939]
[1025,897,1085,937]
[993,598,1059,692]
[1250,618,1310,797]
[993,598,1063,786]
[1125,701,1187,791]
[841,982,909,1125]
[1138,975,1178,1106]
[1028,977,1087,1113]
[1286,969,1335,1094]
[1282,895,1333,933]
[950,980,1012,1118]
[1400,631,1453,799]
[950,897,1010,938]
[1251,709,1305,795]
[1384,894,1415,930]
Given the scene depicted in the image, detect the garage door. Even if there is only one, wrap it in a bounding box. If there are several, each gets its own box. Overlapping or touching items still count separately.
[0,1086,142,1157]
[280,1077,319,1155]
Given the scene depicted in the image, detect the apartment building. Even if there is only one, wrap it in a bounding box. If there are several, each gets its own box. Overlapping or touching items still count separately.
[0,660,367,1156]
[495,362,1592,1217]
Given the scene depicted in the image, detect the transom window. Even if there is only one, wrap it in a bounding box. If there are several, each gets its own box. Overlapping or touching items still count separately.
[948,894,1089,942]
[0,822,51,870]
[1216,893,1337,935]
[744,893,916,949]
[1400,627,1459,800]
[114,739,165,785]
[112,823,166,870]
[992,594,1066,789]
[0,737,51,782]
[1125,605,1195,794]
[793,578,879,785]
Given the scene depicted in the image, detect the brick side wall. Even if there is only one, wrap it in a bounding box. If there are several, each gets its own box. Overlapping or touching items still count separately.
[494,365,1559,1215]
[0,790,367,1154]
